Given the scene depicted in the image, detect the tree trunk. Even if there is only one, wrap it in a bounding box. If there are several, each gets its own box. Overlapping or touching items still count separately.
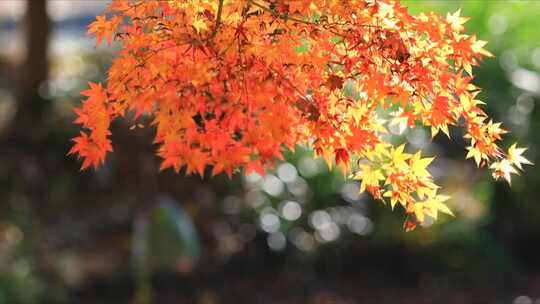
[15,0,50,128]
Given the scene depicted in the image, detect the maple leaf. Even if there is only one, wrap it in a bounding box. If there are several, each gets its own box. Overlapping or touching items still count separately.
[185,148,209,176]
[507,144,533,171]
[446,9,469,32]
[389,144,411,170]
[335,148,349,167]
[325,75,344,91]
[471,38,494,58]
[409,152,434,179]
[423,195,453,220]
[88,15,121,46]
[466,146,484,167]
[354,163,385,194]
[192,18,208,33]
[68,131,112,170]
[403,216,419,232]
[490,159,518,184]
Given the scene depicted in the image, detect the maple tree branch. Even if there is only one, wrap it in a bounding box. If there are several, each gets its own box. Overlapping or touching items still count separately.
[251,1,312,26]
[211,0,225,39]
[250,0,379,37]
[249,1,338,37]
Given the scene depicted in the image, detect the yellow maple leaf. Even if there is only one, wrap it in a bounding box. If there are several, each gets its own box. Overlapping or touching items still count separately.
[409,151,434,179]
[446,9,469,32]
[424,195,453,220]
[471,38,494,57]
[390,144,412,170]
[507,143,533,171]
[354,163,385,193]
[192,19,208,33]
[466,146,484,167]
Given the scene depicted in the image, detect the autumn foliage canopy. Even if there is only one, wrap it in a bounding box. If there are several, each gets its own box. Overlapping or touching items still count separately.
[70,0,531,230]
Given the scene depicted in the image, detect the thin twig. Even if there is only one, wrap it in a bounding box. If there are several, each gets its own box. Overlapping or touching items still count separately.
[251,1,312,26]
[211,0,225,39]
[251,0,377,37]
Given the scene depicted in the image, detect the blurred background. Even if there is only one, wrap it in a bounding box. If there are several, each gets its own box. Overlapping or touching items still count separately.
[1,1,540,303]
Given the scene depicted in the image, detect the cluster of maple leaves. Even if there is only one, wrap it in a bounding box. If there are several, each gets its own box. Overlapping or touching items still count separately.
[70,0,531,230]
